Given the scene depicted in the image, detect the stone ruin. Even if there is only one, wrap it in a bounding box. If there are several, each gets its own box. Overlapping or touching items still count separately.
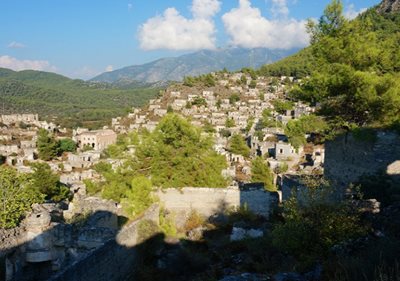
[1,197,122,281]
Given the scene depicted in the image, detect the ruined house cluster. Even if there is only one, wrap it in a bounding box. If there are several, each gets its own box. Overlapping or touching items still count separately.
[0,115,117,190]
[110,72,323,183]
[2,71,398,281]
[1,73,326,281]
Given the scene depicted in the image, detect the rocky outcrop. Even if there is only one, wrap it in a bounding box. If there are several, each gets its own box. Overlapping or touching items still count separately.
[378,0,400,14]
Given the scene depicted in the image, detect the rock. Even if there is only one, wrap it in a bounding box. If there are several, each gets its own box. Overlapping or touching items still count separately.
[230,227,264,241]
[187,226,207,240]
[378,0,400,14]
[230,227,247,241]
[247,229,263,239]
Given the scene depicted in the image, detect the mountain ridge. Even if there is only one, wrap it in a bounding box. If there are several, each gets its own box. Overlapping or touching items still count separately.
[91,48,299,84]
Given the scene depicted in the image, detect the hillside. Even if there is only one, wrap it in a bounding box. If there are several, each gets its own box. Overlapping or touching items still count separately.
[269,0,400,132]
[0,68,160,128]
[91,48,298,84]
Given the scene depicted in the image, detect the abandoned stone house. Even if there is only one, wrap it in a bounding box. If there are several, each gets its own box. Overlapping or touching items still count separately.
[0,144,19,156]
[0,114,39,126]
[74,129,117,151]
[67,151,101,169]
[60,169,97,186]
[154,108,167,117]
[275,142,302,161]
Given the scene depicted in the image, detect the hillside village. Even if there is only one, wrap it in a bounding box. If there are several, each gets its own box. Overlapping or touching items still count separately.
[0,71,335,280]
[3,68,395,281]
[2,0,400,279]
[0,71,324,199]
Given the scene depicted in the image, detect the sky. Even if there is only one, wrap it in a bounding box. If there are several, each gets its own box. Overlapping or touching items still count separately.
[0,0,380,80]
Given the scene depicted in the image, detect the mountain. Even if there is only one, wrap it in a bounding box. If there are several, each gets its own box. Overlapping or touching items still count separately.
[0,68,160,128]
[378,0,400,13]
[91,48,298,84]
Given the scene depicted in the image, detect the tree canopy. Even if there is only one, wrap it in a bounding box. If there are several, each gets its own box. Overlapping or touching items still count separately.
[251,157,275,191]
[0,167,44,228]
[96,114,228,213]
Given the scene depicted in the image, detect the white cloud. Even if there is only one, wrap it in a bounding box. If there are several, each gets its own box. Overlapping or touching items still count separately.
[191,0,221,18]
[71,66,101,80]
[138,0,221,50]
[0,55,56,72]
[105,65,114,72]
[7,41,26,49]
[222,0,309,49]
[270,0,289,18]
[344,4,367,20]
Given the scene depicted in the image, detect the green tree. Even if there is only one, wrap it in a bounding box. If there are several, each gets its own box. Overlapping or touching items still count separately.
[58,138,76,154]
[251,157,275,191]
[245,117,255,133]
[37,129,58,160]
[96,114,228,195]
[272,177,366,264]
[225,118,236,128]
[122,176,154,218]
[229,134,250,157]
[0,166,44,228]
[307,0,347,43]
[29,162,70,201]
[285,115,328,148]
[229,93,241,104]
[204,74,215,87]
[240,75,247,85]
[272,100,294,114]
[203,121,216,133]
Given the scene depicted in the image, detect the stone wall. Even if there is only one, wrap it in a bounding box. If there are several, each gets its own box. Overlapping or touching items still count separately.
[48,204,159,281]
[156,187,277,219]
[324,131,400,187]
[0,226,26,259]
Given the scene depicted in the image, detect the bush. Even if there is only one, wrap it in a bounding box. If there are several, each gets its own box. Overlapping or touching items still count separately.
[29,162,70,202]
[0,167,44,228]
[184,210,205,232]
[272,179,367,265]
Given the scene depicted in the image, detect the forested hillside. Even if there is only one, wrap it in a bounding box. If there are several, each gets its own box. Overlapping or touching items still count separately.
[0,68,160,128]
[261,0,400,133]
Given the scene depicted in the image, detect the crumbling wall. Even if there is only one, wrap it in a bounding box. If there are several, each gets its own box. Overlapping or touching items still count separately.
[48,205,159,281]
[156,187,277,219]
[324,131,400,187]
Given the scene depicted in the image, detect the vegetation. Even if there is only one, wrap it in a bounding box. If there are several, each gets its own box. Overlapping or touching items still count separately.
[272,177,367,268]
[271,100,294,114]
[95,114,228,213]
[259,48,315,78]
[37,129,77,160]
[257,108,279,129]
[229,134,250,157]
[121,176,154,218]
[0,68,160,128]
[183,74,215,87]
[251,157,275,191]
[0,166,44,228]
[286,1,400,132]
[28,162,70,202]
[58,138,77,153]
[229,93,241,104]
[225,118,235,128]
[285,115,328,148]
[37,129,58,160]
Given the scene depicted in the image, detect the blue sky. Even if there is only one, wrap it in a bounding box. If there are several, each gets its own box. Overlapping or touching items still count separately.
[0,0,380,79]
